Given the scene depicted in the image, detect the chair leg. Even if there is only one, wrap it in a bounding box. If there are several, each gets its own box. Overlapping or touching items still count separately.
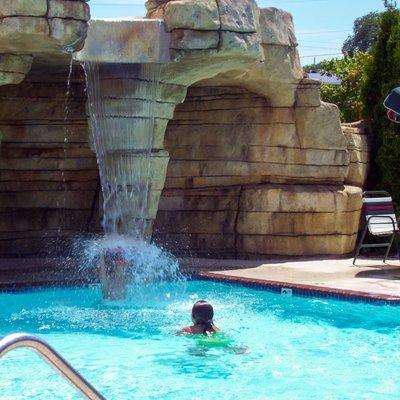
[395,234,400,261]
[384,233,396,263]
[353,226,368,265]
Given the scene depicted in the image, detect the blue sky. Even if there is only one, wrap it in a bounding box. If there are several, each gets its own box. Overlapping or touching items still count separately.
[90,0,386,65]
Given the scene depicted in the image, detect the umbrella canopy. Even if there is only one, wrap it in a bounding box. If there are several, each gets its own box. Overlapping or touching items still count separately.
[384,87,400,114]
[387,109,400,123]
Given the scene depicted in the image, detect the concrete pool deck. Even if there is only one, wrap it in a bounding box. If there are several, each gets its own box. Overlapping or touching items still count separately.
[181,257,400,302]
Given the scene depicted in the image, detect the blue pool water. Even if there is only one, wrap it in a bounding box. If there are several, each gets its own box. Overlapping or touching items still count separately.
[1,280,400,399]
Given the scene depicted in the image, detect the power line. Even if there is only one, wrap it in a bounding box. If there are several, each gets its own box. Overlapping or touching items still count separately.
[300,45,342,50]
[91,3,143,6]
[300,53,342,58]
[298,29,350,35]
[266,0,340,3]
[300,39,345,44]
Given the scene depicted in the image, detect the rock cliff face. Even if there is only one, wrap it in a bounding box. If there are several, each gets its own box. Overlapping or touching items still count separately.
[153,87,365,257]
[0,63,99,256]
[0,0,369,257]
[148,1,368,257]
[0,0,92,255]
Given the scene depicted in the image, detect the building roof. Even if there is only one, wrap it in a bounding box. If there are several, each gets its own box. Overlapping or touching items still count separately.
[307,72,342,85]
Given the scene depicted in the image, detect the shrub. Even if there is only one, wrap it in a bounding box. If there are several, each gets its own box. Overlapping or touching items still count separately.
[318,53,371,122]
[361,5,400,200]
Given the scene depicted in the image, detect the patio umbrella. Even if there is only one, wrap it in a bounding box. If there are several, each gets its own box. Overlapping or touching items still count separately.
[384,87,400,123]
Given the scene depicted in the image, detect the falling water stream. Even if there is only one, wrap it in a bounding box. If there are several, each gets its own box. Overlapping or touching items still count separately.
[59,57,74,238]
[81,61,179,283]
[84,62,162,239]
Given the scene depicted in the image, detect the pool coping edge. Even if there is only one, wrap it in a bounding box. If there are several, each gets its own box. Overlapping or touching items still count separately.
[195,271,400,305]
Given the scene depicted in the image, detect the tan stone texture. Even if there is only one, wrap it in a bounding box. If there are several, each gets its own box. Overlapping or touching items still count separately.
[0,1,89,73]
[164,87,349,187]
[49,18,88,50]
[342,121,370,187]
[0,54,33,74]
[240,185,362,213]
[146,0,171,13]
[0,0,370,258]
[153,82,366,257]
[238,234,357,256]
[162,31,262,86]
[74,19,170,64]
[0,63,100,256]
[217,0,259,33]
[170,29,219,50]
[0,54,33,85]
[0,15,88,54]
[96,78,187,104]
[153,232,236,257]
[259,7,297,46]
[0,0,47,17]
[164,0,220,31]
[154,184,362,256]
[296,102,348,150]
[48,0,90,21]
[261,44,303,83]
[237,212,359,236]
[296,78,321,107]
[0,17,49,53]
[194,5,302,107]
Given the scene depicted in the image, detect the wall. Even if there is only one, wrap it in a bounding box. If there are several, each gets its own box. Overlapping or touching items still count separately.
[0,76,369,258]
[0,1,370,259]
[0,62,99,256]
[153,86,365,258]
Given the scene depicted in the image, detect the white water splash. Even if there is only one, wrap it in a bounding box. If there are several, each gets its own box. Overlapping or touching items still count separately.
[78,235,182,285]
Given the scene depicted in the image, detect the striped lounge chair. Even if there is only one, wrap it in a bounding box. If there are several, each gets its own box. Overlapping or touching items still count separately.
[353,191,400,265]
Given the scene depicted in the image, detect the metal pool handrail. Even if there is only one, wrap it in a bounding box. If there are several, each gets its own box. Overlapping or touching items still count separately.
[0,333,106,400]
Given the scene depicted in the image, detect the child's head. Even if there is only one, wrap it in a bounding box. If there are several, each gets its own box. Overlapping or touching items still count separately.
[192,300,214,333]
[104,247,127,277]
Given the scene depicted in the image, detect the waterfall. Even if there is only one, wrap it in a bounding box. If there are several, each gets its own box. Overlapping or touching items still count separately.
[84,62,162,240]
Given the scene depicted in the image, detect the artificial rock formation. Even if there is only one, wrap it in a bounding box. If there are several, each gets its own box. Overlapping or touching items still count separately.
[0,63,100,255]
[342,121,370,188]
[0,0,90,85]
[77,0,263,236]
[0,0,369,257]
[150,2,366,257]
[153,86,364,257]
[0,0,92,255]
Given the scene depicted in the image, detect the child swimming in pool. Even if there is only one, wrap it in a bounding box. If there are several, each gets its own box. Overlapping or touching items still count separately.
[181,300,221,335]
[98,247,129,300]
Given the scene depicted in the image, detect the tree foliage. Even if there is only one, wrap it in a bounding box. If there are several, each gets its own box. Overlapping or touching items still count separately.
[303,61,323,73]
[342,12,381,56]
[317,53,371,122]
[361,4,400,199]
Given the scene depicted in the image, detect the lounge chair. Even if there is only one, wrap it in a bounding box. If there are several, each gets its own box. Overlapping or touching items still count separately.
[353,191,400,265]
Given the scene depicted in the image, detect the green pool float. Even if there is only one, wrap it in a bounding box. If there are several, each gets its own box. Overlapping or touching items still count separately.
[187,333,234,347]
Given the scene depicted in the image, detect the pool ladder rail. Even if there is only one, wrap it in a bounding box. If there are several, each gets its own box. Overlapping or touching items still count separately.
[0,333,106,400]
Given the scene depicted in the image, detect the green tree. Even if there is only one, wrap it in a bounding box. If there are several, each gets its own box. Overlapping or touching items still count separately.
[342,12,382,56]
[317,53,371,122]
[361,4,400,199]
[303,61,323,73]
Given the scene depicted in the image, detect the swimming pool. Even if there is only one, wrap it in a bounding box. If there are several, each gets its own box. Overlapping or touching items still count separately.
[1,280,400,399]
